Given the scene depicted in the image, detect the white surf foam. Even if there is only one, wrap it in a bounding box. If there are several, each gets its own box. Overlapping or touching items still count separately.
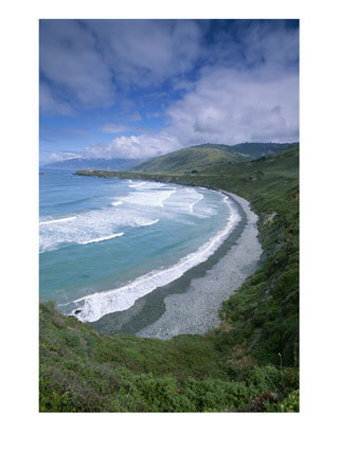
[130,181,165,189]
[80,232,124,245]
[138,218,160,227]
[119,189,176,208]
[164,188,213,217]
[112,200,123,206]
[189,193,204,213]
[39,216,77,226]
[129,181,147,188]
[70,197,240,323]
[39,204,152,252]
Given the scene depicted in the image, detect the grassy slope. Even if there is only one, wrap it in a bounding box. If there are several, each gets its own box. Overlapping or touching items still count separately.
[133,146,249,173]
[230,142,297,158]
[40,145,299,412]
[133,142,295,173]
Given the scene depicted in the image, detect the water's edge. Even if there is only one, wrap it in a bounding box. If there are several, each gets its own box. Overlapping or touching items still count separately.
[90,188,262,338]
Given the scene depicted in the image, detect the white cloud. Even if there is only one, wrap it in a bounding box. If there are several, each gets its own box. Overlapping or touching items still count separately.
[83,65,298,160]
[47,152,81,162]
[85,133,180,160]
[39,20,202,114]
[40,20,299,158]
[165,66,299,145]
[86,20,202,88]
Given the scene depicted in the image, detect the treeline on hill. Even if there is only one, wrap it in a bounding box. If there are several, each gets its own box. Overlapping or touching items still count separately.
[40,144,299,412]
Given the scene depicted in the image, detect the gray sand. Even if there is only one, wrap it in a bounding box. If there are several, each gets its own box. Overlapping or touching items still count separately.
[136,191,262,339]
[91,190,262,339]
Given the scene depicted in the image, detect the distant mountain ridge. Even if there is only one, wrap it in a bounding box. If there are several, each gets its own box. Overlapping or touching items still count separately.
[43,158,144,171]
[133,142,296,173]
[43,142,296,173]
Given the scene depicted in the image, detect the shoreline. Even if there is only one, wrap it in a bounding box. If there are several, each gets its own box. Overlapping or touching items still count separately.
[91,189,262,339]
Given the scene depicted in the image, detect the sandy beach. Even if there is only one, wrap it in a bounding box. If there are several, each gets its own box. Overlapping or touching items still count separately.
[91,189,262,338]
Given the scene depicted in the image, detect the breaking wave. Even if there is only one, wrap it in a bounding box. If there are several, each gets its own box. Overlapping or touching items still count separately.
[39,216,77,226]
[137,218,160,227]
[119,189,176,208]
[69,197,240,323]
[79,233,124,245]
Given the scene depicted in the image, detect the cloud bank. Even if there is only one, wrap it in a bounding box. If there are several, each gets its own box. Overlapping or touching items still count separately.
[40,20,299,161]
[85,66,298,160]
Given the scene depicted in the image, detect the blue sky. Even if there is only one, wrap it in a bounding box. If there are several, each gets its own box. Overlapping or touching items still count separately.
[39,19,299,164]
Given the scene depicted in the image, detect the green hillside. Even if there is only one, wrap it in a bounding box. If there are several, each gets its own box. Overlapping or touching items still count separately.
[133,145,250,173]
[202,143,299,183]
[133,142,295,173]
[230,142,296,158]
[41,145,299,412]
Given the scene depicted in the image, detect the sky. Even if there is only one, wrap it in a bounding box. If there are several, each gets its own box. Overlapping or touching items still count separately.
[39,19,299,164]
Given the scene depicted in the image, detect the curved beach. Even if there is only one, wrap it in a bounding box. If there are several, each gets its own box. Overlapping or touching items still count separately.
[91,189,262,338]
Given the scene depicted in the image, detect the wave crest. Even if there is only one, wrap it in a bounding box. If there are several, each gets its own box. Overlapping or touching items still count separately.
[80,232,124,245]
[39,216,77,226]
[69,197,240,323]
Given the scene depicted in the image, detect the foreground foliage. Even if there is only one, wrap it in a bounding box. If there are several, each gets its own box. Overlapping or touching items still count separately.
[40,144,299,412]
[40,303,298,412]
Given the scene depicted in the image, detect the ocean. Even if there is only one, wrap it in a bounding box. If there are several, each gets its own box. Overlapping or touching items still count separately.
[39,170,240,323]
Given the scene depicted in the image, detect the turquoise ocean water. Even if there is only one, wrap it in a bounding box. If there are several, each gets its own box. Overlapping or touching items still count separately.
[39,170,239,323]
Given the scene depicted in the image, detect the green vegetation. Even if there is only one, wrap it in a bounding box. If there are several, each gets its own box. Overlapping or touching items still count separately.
[40,303,298,412]
[41,144,299,412]
[229,142,297,158]
[132,142,294,173]
[133,145,250,173]
[133,142,291,174]
[190,142,295,158]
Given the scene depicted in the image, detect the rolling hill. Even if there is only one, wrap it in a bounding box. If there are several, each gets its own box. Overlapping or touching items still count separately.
[194,142,296,158]
[133,142,295,173]
[133,145,250,173]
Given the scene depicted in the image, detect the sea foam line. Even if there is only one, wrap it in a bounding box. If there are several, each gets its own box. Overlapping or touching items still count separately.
[69,197,240,323]
[112,200,123,206]
[79,232,124,245]
[39,216,77,226]
[159,190,176,207]
[189,194,204,213]
[129,181,147,188]
[139,219,160,227]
